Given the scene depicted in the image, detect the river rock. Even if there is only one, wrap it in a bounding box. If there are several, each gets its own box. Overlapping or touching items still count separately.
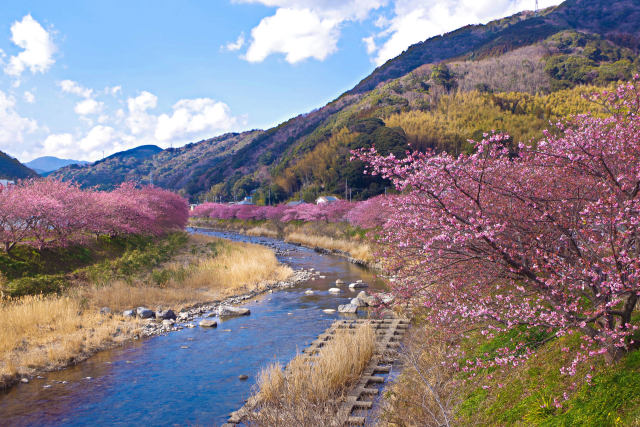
[323,309,336,314]
[185,323,196,328]
[218,305,251,317]
[238,375,249,380]
[123,309,136,318]
[20,378,29,383]
[338,304,358,314]
[199,319,218,328]
[136,307,155,319]
[156,309,177,320]
[328,288,342,294]
[335,279,345,285]
[380,293,395,305]
[162,319,175,327]
[357,291,376,306]
[348,282,368,289]
[304,290,315,295]
[350,297,367,307]
[100,307,111,315]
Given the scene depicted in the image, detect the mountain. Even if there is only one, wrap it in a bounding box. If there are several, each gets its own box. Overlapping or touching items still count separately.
[0,151,38,180]
[25,156,89,175]
[51,0,640,202]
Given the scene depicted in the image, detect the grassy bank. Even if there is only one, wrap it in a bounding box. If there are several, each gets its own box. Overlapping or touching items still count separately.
[189,217,373,265]
[0,232,292,388]
[247,322,375,425]
[380,318,640,426]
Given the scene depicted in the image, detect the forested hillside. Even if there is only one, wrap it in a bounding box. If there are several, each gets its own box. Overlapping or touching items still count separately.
[51,0,640,202]
[0,151,37,180]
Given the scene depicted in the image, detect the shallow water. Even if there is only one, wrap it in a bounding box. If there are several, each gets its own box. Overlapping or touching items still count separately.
[0,229,386,426]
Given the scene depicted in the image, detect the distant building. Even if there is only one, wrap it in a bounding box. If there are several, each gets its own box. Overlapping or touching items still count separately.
[286,200,305,206]
[189,204,198,211]
[0,179,14,187]
[237,196,254,205]
[316,196,339,205]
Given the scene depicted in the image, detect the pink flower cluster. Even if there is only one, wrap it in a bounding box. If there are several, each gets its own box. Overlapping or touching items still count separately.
[0,179,188,252]
[354,77,640,372]
[191,197,391,228]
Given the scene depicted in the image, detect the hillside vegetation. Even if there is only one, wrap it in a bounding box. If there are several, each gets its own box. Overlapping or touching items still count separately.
[0,151,37,180]
[51,0,640,203]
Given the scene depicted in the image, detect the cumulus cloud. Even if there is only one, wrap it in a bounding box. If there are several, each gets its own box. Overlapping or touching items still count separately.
[362,36,377,54]
[23,91,35,103]
[371,0,561,65]
[224,33,245,51]
[126,91,158,135]
[74,98,104,115]
[0,90,38,151]
[155,98,244,142]
[58,80,94,98]
[4,15,56,77]
[239,0,387,63]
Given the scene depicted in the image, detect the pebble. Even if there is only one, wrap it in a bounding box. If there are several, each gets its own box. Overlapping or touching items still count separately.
[323,309,336,314]
[43,385,51,389]
[304,290,315,295]
[20,378,29,384]
[238,375,249,381]
[180,346,189,349]
[328,288,342,294]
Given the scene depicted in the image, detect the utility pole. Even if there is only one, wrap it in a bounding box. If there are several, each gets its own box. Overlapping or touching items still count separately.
[345,179,348,200]
[535,0,539,15]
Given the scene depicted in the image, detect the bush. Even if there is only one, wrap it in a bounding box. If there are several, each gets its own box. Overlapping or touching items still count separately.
[4,274,68,297]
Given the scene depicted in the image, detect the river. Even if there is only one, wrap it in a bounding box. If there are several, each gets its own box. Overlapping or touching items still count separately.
[0,229,387,426]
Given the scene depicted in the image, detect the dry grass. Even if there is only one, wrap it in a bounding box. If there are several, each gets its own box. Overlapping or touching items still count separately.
[246,225,279,238]
[247,323,375,425]
[379,325,457,427]
[0,295,141,387]
[285,232,372,263]
[1,234,292,388]
[81,236,292,312]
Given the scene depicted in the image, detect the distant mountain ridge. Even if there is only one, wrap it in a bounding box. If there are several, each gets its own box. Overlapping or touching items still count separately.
[25,156,89,175]
[50,0,640,201]
[0,151,38,180]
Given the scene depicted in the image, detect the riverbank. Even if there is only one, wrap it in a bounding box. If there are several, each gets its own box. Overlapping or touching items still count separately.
[189,218,377,268]
[0,232,298,390]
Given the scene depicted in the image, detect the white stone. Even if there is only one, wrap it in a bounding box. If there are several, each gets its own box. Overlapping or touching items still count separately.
[304,290,315,295]
[338,304,358,314]
[328,288,342,294]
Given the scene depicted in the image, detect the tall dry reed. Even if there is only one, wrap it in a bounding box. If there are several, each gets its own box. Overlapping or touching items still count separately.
[285,232,372,263]
[247,323,376,425]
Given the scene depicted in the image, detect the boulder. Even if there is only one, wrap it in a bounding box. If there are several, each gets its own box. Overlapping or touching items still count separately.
[123,309,136,318]
[357,291,376,306]
[199,319,218,328]
[100,307,111,315]
[328,288,342,294]
[136,307,155,319]
[348,282,368,289]
[218,305,251,317]
[156,309,176,320]
[338,304,358,314]
[350,297,367,307]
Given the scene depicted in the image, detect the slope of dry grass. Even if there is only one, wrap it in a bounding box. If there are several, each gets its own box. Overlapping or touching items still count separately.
[284,232,372,263]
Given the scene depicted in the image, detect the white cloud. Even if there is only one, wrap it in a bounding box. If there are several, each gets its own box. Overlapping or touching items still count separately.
[362,36,376,54]
[4,15,56,77]
[58,80,94,98]
[74,98,104,115]
[224,33,245,51]
[0,90,38,151]
[155,98,244,142]
[239,0,387,63]
[371,0,561,65]
[23,91,35,103]
[105,85,122,96]
[126,91,158,135]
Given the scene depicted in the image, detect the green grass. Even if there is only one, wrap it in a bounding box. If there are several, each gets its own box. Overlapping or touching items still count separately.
[455,328,640,426]
[0,232,190,297]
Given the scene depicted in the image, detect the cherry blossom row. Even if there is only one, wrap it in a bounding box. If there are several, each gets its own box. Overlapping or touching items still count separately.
[190,196,392,229]
[0,180,189,253]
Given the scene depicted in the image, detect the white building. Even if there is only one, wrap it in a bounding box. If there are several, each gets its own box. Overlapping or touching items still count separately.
[316,196,339,205]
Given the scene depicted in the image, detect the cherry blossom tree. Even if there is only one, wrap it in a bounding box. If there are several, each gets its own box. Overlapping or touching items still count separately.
[355,78,640,371]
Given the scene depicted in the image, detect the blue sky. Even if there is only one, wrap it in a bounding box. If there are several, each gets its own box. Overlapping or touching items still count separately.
[0,0,559,162]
